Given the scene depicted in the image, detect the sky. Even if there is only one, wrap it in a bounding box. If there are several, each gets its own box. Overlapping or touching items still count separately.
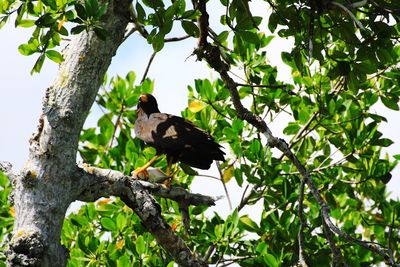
[0,1,399,227]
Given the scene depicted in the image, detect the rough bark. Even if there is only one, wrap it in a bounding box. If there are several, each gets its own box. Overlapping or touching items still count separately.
[6,1,127,266]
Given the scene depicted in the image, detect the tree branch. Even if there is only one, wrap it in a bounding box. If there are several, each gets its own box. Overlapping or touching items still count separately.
[193,0,397,265]
[297,177,308,267]
[141,51,157,84]
[75,165,219,207]
[74,165,212,267]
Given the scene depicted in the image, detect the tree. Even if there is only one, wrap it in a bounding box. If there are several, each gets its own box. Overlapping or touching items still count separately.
[1,0,400,266]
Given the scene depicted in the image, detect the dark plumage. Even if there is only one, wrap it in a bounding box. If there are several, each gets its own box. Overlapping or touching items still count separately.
[134,94,225,171]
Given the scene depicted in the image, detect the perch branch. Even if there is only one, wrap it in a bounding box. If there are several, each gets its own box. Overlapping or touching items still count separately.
[75,164,214,267]
[76,164,219,207]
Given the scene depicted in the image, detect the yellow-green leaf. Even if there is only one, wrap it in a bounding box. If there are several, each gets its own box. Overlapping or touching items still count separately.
[223,165,234,183]
[188,100,206,113]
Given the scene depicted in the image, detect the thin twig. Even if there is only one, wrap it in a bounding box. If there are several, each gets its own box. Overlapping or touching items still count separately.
[289,111,319,148]
[196,174,221,181]
[105,105,124,154]
[165,35,191,42]
[216,162,232,210]
[140,51,157,84]
[202,243,216,262]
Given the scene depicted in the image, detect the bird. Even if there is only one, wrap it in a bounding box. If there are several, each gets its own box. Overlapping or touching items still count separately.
[133,94,225,181]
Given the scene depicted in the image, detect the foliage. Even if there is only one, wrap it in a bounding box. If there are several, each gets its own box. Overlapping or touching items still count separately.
[1,0,400,266]
[62,198,176,267]
[0,171,13,267]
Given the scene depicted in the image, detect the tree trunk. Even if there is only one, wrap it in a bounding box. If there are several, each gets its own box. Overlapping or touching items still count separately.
[6,1,131,265]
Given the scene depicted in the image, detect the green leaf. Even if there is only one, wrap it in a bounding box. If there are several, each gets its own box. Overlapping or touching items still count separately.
[234,168,243,186]
[35,13,55,27]
[217,30,229,43]
[117,255,131,267]
[381,96,399,110]
[18,44,37,56]
[135,235,145,255]
[75,4,87,20]
[237,30,259,44]
[84,0,99,17]
[268,12,278,33]
[16,19,35,28]
[94,26,108,40]
[135,2,146,23]
[100,217,116,231]
[372,138,394,147]
[264,253,279,267]
[15,3,27,28]
[283,123,300,135]
[71,25,86,35]
[152,32,165,52]
[232,119,244,134]
[116,213,126,230]
[45,50,64,63]
[31,54,46,74]
[239,215,260,233]
[181,20,199,37]
[42,0,57,10]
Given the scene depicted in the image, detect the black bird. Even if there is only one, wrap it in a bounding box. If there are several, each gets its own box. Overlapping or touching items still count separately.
[133,94,225,178]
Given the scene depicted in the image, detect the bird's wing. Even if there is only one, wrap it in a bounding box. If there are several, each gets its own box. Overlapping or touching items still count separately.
[149,113,214,147]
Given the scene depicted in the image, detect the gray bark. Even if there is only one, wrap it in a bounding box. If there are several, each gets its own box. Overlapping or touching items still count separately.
[6,1,125,266]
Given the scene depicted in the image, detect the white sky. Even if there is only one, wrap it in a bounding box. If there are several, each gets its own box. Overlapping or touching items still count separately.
[0,1,399,227]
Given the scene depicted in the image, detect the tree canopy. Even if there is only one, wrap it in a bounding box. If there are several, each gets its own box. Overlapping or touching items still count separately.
[1,0,400,266]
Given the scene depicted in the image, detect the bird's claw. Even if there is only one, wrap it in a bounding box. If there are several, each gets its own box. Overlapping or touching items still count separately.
[132,167,149,180]
[163,178,172,188]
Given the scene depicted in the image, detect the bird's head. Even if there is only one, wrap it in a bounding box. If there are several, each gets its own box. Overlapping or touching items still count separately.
[137,94,160,116]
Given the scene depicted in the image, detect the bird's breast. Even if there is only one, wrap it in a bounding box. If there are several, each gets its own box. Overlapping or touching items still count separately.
[134,116,155,143]
[134,113,170,143]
